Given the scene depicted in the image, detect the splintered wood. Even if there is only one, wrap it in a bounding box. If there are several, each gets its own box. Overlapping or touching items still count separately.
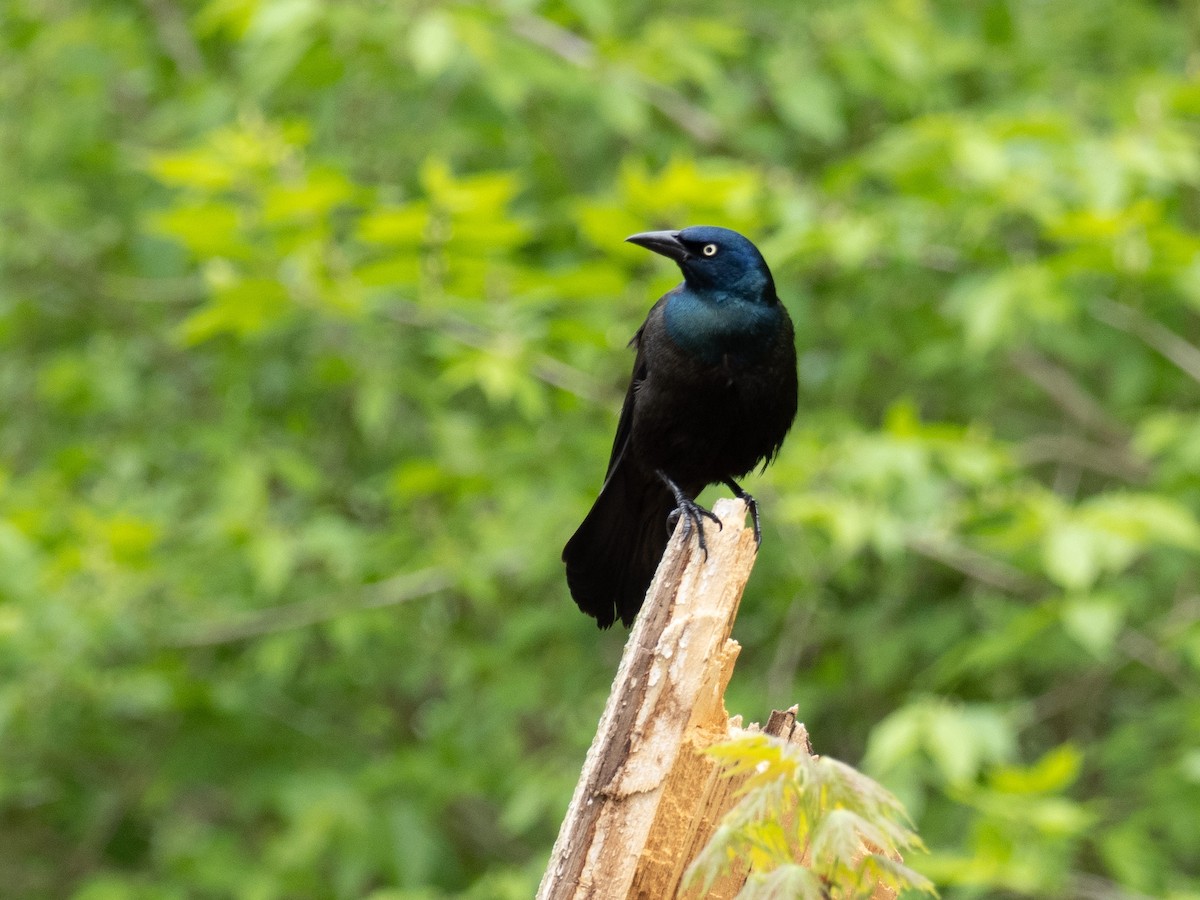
[538,498,769,900]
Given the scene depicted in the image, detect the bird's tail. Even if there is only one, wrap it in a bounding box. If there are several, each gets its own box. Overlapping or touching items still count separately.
[562,462,676,628]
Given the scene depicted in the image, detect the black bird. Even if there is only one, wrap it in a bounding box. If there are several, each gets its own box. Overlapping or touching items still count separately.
[563,226,798,628]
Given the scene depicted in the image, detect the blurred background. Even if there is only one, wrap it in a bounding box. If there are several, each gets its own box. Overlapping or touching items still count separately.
[2,0,1200,897]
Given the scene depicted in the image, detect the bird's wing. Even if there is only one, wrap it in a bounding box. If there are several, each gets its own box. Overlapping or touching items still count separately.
[602,321,649,480]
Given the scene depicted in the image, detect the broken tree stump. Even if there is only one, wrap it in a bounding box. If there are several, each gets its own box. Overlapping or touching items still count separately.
[537,497,759,899]
[539,497,899,900]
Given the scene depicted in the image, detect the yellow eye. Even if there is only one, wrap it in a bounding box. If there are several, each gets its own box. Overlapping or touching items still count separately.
[702,243,718,257]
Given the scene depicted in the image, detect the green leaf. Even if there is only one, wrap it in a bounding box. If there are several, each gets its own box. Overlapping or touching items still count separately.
[1060,595,1125,657]
[176,277,292,344]
[740,864,825,900]
[989,744,1083,794]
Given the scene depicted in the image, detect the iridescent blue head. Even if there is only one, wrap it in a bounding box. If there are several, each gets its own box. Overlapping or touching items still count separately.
[626,225,782,364]
[625,225,778,306]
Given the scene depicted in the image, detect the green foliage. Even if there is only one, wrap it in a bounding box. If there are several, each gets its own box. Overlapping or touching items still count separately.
[686,733,936,899]
[3,0,1200,897]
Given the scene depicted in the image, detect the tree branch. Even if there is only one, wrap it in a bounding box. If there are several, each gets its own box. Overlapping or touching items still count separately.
[138,0,205,77]
[171,568,451,647]
[1091,297,1200,385]
[509,14,721,144]
[906,534,1041,595]
[1008,347,1130,444]
[388,301,602,401]
[1018,433,1150,482]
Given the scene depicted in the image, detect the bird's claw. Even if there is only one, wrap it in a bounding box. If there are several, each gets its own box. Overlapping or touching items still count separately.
[667,500,723,558]
[746,497,762,546]
[657,469,724,559]
[723,479,762,546]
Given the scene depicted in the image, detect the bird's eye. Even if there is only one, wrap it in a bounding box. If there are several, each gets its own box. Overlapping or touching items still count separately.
[702,243,718,257]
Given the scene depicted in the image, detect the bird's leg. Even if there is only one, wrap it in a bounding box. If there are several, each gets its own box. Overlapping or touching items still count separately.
[657,470,722,558]
[723,478,761,546]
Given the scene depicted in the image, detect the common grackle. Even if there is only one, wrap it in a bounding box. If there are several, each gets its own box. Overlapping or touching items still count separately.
[563,226,798,628]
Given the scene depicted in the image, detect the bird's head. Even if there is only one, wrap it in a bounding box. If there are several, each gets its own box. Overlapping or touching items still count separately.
[625,225,777,304]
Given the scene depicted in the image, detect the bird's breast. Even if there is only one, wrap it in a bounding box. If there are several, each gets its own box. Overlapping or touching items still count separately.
[662,290,781,367]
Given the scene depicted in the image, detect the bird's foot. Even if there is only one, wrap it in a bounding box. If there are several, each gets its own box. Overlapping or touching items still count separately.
[665,501,723,557]
[658,470,722,559]
[723,479,761,546]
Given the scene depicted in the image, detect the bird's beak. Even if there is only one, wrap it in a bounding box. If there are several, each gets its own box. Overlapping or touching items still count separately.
[625,230,688,263]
